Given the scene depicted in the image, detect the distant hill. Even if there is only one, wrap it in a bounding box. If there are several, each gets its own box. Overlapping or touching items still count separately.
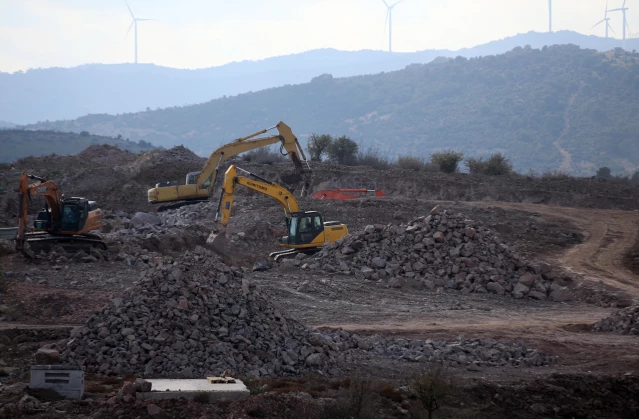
[0,121,15,128]
[4,31,639,125]
[0,130,159,163]
[25,45,639,175]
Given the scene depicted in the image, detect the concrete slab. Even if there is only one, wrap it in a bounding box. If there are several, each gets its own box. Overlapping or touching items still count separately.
[136,379,250,403]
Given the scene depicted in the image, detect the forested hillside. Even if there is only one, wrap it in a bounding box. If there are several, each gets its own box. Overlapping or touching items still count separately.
[5,31,638,125]
[0,130,157,163]
[27,45,639,175]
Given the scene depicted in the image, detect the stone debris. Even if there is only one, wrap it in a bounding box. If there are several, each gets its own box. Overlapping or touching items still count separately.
[592,305,639,335]
[309,206,573,301]
[59,246,552,378]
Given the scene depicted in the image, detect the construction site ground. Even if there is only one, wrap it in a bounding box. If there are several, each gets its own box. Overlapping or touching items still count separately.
[1,146,638,418]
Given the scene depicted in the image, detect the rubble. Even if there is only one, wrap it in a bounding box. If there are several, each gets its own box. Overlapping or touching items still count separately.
[592,305,639,335]
[60,246,552,378]
[309,206,573,301]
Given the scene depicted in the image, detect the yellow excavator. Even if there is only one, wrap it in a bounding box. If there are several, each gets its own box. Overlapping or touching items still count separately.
[15,173,106,258]
[207,165,348,261]
[147,121,311,212]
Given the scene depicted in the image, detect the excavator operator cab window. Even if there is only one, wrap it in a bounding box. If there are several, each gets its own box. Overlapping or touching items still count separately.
[288,213,324,245]
[186,171,201,185]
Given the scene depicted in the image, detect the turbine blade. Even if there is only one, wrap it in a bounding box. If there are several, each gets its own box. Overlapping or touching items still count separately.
[125,0,135,18]
[124,20,134,39]
[137,18,153,21]
[592,19,605,28]
[391,0,406,7]
[608,8,622,12]
[623,0,626,9]
[382,0,389,7]
[609,22,616,34]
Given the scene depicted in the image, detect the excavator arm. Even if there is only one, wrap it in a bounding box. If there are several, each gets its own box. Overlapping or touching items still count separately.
[196,121,310,192]
[207,165,300,254]
[148,121,311,208]
[15,173,63,253]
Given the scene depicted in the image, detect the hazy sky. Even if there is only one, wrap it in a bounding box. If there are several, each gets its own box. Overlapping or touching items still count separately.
[1,0,636,73]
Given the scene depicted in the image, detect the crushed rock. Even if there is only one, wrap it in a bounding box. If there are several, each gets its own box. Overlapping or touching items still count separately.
[305,206,573,301]
[592,305,639,335]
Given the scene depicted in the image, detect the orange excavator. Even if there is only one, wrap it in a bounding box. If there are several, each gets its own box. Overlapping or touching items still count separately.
[311,189,385,200]
[15,173,106,258]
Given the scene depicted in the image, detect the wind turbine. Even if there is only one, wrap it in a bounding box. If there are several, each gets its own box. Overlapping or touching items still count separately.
[382,0,406,52]
[609,0,630,40]
[548,0,553,32]
[124,0,152,64]
[592,1,615,38]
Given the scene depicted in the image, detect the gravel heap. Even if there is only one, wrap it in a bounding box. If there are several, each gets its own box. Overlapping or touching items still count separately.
[61,246,341,378]
[60,245,553,378]
[307,206,573,301]
[592,305,639,335]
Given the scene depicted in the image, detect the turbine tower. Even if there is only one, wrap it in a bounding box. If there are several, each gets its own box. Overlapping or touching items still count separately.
[609,0,630,40]
[382,0,406,52]
[124,0,152,64]
[548,0,552,32]
[592,1,615,38]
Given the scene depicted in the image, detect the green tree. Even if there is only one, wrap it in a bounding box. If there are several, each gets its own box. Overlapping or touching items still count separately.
[596,166,612,179]
[307,133,333,162]
[327,135,358,165]
[430,150,464,174]
[483,153,513,176]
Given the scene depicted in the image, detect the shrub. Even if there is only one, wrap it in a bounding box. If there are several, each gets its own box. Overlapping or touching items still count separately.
[356,147,392,170]
[307,134,333,162]
[596,166,612,179]
[483,153,513,176]
[397,155,426,171]
[430,150,464,174]
[465,157,486,174]
[242,147,285,165]
[409,365,460,419]
[327,135,358,165]
[632,171,639,184]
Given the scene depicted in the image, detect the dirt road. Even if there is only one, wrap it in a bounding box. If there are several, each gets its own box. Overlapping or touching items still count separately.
[253,201,639,374]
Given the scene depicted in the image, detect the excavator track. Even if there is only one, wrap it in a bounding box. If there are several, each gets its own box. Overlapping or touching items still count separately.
[269,247,320,262]
[156,198,208,213]
[24,232,107,254]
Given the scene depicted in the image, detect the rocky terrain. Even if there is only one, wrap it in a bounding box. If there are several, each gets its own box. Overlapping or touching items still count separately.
[1,146,639,418]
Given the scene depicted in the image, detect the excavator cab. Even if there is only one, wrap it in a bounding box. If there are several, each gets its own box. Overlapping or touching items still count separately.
[282,211,348,247]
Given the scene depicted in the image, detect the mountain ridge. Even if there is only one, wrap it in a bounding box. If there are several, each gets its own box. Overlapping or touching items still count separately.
[4,30,639,125]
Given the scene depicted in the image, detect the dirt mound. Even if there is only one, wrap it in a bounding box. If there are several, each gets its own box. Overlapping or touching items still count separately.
[76,144,138,166]
[125,145,205,185]
[61,248,343,377]
[592,305,639,335]
[307,205,574,301]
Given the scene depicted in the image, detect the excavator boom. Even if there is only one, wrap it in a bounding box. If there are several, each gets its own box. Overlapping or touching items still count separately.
[206,165,348,259]
[148,121,311,211]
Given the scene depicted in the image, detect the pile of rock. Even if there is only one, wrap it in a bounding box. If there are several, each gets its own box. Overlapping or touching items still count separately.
[61,247,344,378]
[307,206,572,301]
[60,245,553,378]
[592,305,639,335]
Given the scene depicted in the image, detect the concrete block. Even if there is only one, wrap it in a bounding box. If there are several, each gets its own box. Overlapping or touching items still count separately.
[30,365,84,399]
[136,379,249,403]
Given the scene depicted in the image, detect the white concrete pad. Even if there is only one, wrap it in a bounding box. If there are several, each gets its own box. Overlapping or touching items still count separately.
[137,379,250,402]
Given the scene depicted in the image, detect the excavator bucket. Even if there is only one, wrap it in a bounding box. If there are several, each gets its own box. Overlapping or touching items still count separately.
[206,228,228,256]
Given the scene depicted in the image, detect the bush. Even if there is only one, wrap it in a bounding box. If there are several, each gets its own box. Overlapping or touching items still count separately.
[356,147,392,170]
[307,134,333,162]
[465,153,512,176]
[242,147,285,165]
[409,365,460,419]
[430,150,464,174]
[327,135,358,165]
[397,155,426,171]
[465,157,486,174]
[596,166,612,179]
